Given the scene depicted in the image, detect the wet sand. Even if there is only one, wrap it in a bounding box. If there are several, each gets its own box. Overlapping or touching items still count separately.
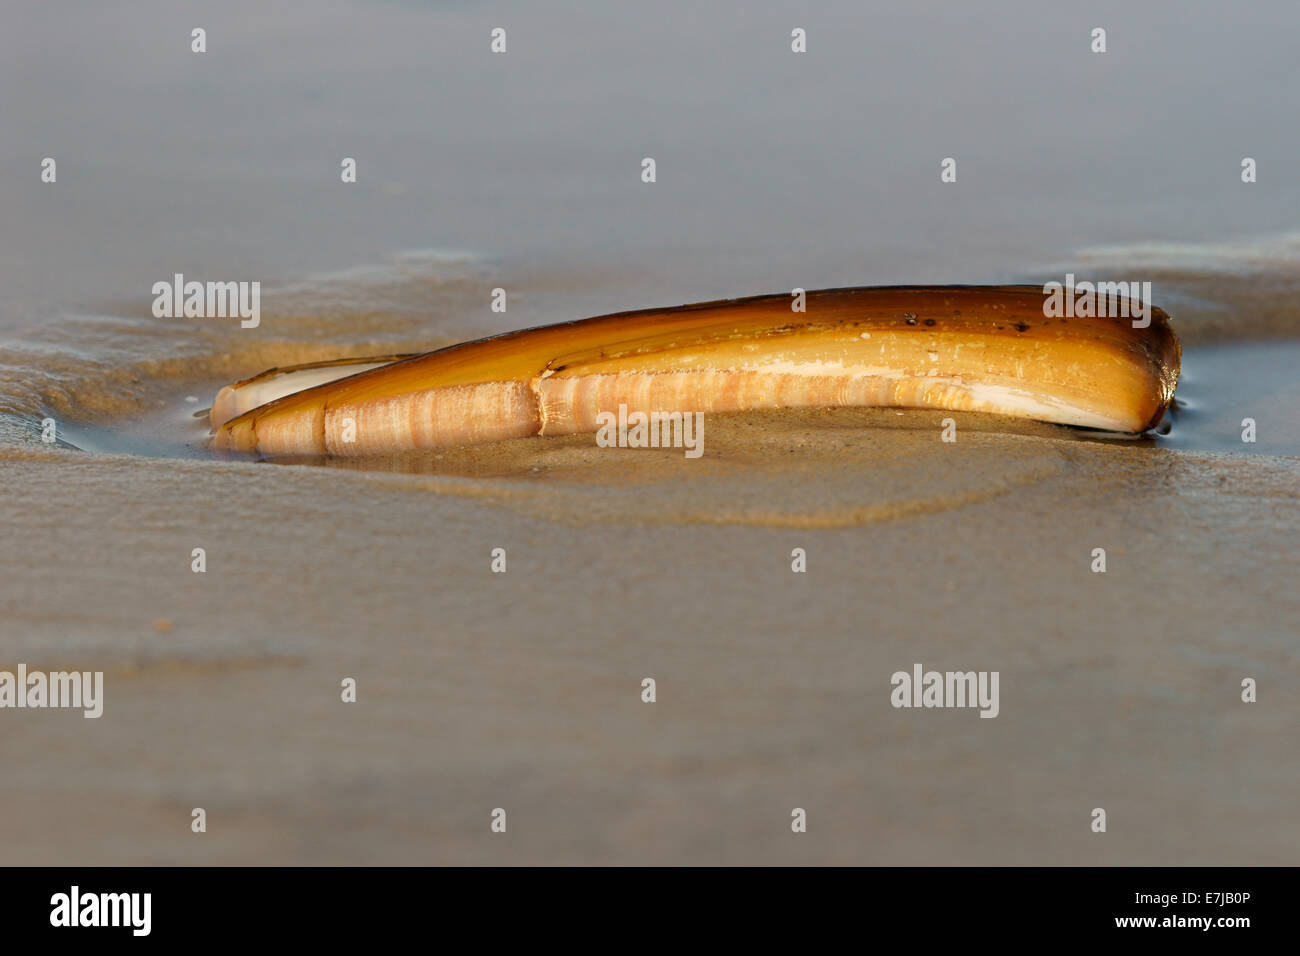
[1,269,1297,863]
[2,0,1298,866]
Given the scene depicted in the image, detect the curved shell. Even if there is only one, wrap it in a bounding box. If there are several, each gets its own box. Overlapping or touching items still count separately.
[211,285,1181,457]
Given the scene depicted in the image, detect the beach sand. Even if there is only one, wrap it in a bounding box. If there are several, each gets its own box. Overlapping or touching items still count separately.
[1,262,1297,865]
[2,0,1297,866]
